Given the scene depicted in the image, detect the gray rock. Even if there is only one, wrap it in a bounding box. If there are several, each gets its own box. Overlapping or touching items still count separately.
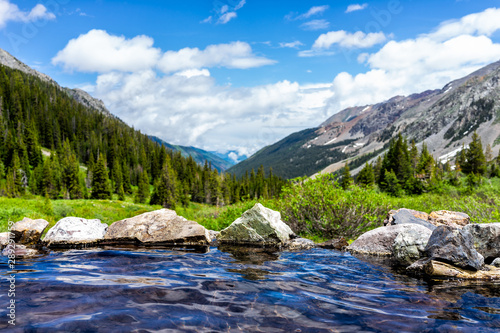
[492,258,500,268]
[348,224,424,256]
[286,238,315,251]
[429,210,470,229]
[318,237,349,250]
[2,243,39,258]
[0,232,10,249]
[11,217,49,245]
[387,209,436,231]
[424,225,484,271]
[104,209,210,245]
[463,223,500,261]
[208,230,220,242]
[393,225,433,265]
[44,217,108,246]
[218,203,295,246]
[384,208,429,226]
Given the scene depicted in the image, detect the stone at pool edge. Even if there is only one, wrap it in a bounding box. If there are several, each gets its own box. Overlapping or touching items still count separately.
[463,222,500,261]
[218,203,295,246]
[392,225,432,265]
[104,209,210,246]
[1,243,40,258]
[0,232,9,250]
[12,217,49,245]
[43,217,108,246]
[318,237,349,250]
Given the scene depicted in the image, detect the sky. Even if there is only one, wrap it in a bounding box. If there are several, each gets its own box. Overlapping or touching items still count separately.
[1,0,500,162]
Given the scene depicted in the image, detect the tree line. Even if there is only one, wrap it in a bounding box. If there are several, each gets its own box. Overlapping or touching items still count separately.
[340,132,496,195]
[0,65,285,207]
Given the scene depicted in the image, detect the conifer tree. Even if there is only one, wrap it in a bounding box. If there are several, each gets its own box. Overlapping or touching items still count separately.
[135,169,150,204]
[356,162,375,188]
[91,153,111,199]
[340,163,353,190]
[150,157,178,208]
[462,132,487,175]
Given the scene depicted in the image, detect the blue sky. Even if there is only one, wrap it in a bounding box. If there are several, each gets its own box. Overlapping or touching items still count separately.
[1,0,500,160]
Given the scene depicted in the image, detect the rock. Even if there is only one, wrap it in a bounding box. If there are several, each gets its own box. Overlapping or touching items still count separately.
[492,258,500,268]
[0,232,10,249]
[104,209,209,245]
[2,243,40,258]
[208,230,220,242]
[11,217,49,245]
[44,217,108,246]
[386,209,436,231]
[318,237,349,250]
[384,208,429,226]
[218,203,295,246]
[424,225,484,271]
[409,259,500,280]
[463,223,500,261]
[286,238,315,251]
[392,225,433,265]
[428,210,470,229]
[348,224,425,256]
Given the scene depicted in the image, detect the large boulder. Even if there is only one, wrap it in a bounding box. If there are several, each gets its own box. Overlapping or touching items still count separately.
[385,209,436,231]
[218,203,295,246]
[44,217,108,246]
[348,224,425,256]
[463,223,500,261]
[424,225,484,271]
[428,210,470,229]
[0,232,10,250]
[392,225,433,265]
[104,209,210,246]
[11,217,49,245]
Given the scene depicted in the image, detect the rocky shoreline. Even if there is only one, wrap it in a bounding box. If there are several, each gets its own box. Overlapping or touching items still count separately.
[2,204,499,280]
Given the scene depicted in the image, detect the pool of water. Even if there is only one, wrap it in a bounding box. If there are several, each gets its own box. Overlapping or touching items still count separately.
[1,246,500,332]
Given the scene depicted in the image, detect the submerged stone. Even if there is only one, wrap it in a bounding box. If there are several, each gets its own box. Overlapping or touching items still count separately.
[104,209,210,246]
[218,203,295,246]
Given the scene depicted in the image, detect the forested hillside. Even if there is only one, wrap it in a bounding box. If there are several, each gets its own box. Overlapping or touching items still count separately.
[0,64,285,207]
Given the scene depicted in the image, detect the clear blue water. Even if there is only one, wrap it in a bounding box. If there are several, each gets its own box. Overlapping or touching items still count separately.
[1,246,500,332]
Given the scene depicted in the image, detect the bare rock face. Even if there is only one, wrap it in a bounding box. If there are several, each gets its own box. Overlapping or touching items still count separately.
[12,218,49,245]
[424,225,484,271]
[392,225,433,265]
[104,209,210,246]
[463,223,500,261]
[348,224,425,256]
[218,203,295,246]
[44,217,108,246]
[428,210,470,229]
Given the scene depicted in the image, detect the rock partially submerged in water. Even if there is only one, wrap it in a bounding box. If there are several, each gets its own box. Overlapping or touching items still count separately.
[463,223,500,261]
[348,224,427,256]
[286,237,315,251]
[318,237,349,250]
[44,217,108,246]
[12,217,49,245]
[408,259,500,280]
[392,225,432,265]
[0,232,10,249]
[425,225,484,271]
[2,243,40,258]
[218,203,295,246]
[104,209,210,246]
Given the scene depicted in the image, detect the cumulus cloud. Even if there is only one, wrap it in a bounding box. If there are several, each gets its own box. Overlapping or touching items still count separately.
[53,30,275,74]
[325,8,500,113]
[52,30,161,73]
[313,30,387,49]
[0,0,55,28]
[158,41,276,73]
[345,3,368,13]
[279,41,304,49]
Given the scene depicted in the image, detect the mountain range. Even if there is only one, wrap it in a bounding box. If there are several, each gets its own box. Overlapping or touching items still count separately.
[0,48,233,172]
[228,60,500,179]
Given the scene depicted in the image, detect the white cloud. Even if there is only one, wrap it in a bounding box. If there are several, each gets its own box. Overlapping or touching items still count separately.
[158,41,276,73]
[218,12,237,24]
[345,3,368,13]
[205,0,246,25]
[300,19,330,31]
[52,29,161,73]
[53,30,275,74]
[287,5,329,21]
[313,30,387,49]
[279,41,304,49]
[0,0,55,28]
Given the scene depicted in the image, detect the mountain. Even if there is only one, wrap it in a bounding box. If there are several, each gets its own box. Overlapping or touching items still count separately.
[0,48,227,171]
[149,136,234,172]
[229,60,500,179]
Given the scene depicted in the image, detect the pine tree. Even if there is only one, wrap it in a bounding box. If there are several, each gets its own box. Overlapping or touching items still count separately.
[356,162,375,188]
[485,143,493,163]
[91,153,111,199]
[150,157,178,208]
[462,132,487,175]
[340,163,353,190]
[135,169,150,204]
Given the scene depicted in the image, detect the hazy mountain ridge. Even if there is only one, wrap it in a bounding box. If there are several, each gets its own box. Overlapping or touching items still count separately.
[230,60,500,179]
